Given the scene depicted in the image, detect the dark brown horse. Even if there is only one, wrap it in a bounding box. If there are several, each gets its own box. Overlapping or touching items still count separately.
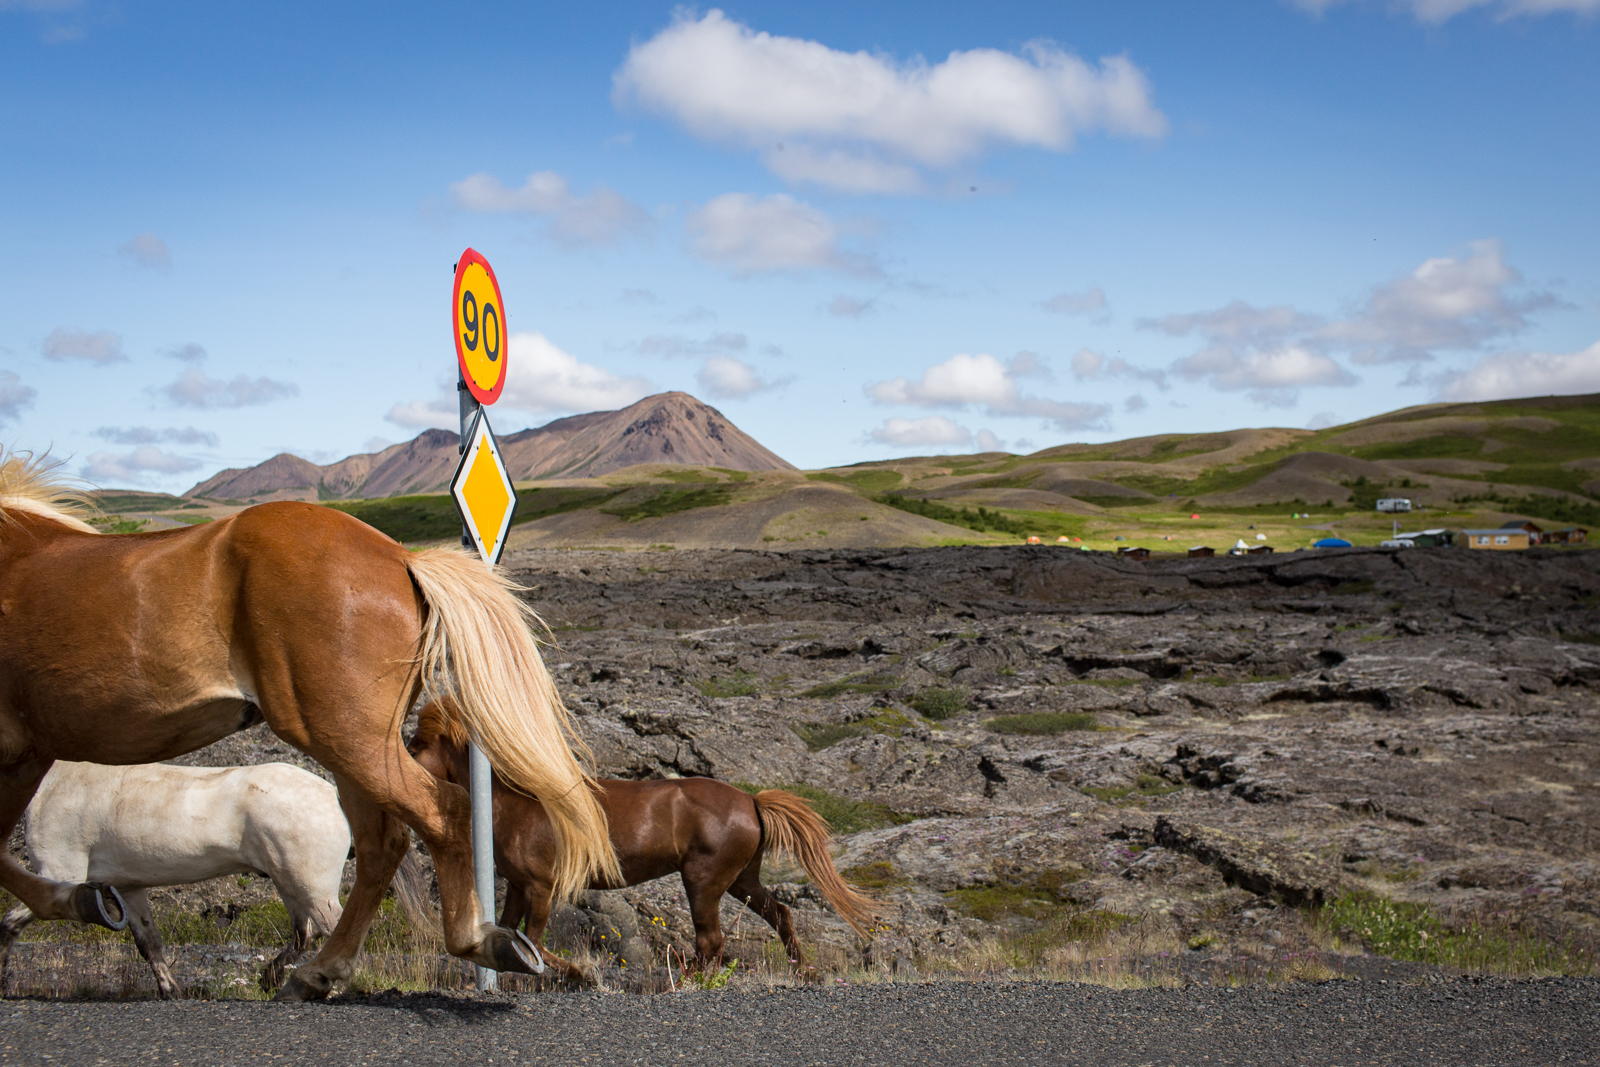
[409,700,876,982]
[0,453,619,1000]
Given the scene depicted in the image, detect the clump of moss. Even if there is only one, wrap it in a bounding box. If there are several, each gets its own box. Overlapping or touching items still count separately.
[986,711,1101,735]
[792,707,914,750]
[800,671,901,698]
[911,686,969,720]
[697,671,761,698]
[1080,774,1185,803]
[841,861,909,889]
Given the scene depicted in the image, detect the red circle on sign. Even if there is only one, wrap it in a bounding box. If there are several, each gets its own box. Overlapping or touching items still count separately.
[452,247,508,405]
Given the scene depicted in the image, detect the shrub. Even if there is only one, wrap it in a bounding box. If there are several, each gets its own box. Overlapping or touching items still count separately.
[911,686,969,720]
[986,712,1101,735]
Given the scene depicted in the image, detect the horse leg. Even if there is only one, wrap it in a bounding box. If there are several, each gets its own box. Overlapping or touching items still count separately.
[515,878,589,986]
[120,889,181,999]
[499,882,530,933]
[274,780,408,1001]
[259,907,314,994]
[728,861,805,972]
[0,903,36,991]
[681,867,737,971]
[0,760,126,933]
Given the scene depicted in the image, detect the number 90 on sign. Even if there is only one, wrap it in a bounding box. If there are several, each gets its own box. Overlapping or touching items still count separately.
[452,248,508,405]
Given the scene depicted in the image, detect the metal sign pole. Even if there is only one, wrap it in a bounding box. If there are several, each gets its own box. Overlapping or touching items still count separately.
[459,369,498,993]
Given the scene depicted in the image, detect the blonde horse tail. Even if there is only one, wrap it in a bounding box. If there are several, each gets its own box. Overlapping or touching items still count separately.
[406,549,621,900]
[751,790,878,939]
[391,848,441,942]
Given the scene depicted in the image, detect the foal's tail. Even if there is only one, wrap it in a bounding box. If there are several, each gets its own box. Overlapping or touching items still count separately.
[752,791,877,939]
[406,549,621,900]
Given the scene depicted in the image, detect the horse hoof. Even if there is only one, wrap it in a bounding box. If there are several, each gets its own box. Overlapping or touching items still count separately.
[69,883,128,932]
[485,927,546,975]
[272,973,330,1002]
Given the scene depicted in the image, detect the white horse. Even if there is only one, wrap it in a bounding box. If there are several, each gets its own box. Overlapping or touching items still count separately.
[0,761,349,997]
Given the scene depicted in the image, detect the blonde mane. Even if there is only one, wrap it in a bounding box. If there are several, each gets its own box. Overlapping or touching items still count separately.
[0,451,99,534]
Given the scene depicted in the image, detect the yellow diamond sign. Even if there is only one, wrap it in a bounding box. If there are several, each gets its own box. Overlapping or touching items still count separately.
[450,409,518,569]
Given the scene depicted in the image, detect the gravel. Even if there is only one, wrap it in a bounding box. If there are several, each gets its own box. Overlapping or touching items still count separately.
[3,977,1596,1066]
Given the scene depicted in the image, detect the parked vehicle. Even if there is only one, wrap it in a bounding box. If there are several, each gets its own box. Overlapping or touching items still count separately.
[1376,498,1413,513]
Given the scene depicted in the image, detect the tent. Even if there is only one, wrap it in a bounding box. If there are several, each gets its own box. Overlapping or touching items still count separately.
[1313,537,1352,548]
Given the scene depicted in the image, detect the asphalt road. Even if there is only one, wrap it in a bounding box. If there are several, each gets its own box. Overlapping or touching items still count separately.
[2,977,1596,1066]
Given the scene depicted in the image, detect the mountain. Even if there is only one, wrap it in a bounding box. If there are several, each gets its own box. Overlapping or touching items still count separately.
[184,392,795,502]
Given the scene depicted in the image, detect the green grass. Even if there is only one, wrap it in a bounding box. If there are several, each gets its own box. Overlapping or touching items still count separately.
[986,711,1102,735]
[163,513,214,525]
[86,516,148,534]
[697,671,762,698]
[875,494,1027,536]
[808,469,905,493]
[910,686,969,720]
[90,491,184,513]
[325,493,462,542]
[600,484,734,522]
[1453,491,1600,528]
[733,782,903,835]
[1318,892,1597,975]
[791,707,915,749]
[840,861,910,889]
[1077,495,1156,509]
[800,671,901,698]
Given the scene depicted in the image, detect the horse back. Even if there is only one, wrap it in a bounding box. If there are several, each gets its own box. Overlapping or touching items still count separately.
[26,761,347,889]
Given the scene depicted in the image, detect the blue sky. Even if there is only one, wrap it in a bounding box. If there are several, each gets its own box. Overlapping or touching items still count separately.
[2,0,1597,491]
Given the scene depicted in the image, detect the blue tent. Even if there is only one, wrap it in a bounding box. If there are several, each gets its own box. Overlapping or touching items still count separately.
[1313,537,1352,548]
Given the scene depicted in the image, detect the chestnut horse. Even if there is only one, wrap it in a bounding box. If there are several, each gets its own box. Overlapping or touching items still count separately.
[410,700,876,982]
[0,452,619,1000]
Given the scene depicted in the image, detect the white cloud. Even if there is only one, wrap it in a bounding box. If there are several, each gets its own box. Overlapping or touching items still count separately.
[974,429,1005,452]
[385,398,458,431]
[450,171,652,247]
[363,436,396,454]
[1044,287,1107,316]
[1291,0,1599,23]
[167,343,207,363]
[1435,340,1600,402]
[614,10,1167,192]
[695,355,791,399]
[764,145,923,194]
[81,446,201,484]
[827,295,876,318]
[159,366,298,408]
[1307,412,1342,430]
[499,332,655,414]
[0,370,36,424]
[1070,346,1166,389]
[1144,301,1352,406]
[866,351,1111,431]
[1124,394,1147,413]
[118,232,171,268]
[42,327,124,363]
[687,193,870,275]
[870,415,973,447]
[1318,240,1553,363]
[94,425,218,447]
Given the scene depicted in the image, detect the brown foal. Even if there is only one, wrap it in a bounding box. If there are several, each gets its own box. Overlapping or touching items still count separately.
[0,453,618,1000]
[409,701,876,982]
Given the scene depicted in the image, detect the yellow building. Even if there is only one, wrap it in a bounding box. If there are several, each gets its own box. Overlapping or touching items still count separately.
[1461,528,1530,550]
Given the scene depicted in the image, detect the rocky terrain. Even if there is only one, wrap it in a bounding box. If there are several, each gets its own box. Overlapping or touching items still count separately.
[9,541,1600,996]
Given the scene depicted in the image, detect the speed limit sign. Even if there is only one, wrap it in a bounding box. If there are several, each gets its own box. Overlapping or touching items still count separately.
[452,248,508,405]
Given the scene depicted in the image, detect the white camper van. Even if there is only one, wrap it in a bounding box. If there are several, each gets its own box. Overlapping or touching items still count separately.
[1376,498,1413,513]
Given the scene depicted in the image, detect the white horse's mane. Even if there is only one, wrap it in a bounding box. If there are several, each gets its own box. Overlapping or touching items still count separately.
[0,451,99,534]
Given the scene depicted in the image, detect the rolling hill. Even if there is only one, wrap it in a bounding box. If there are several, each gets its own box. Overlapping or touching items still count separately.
[96,391,1600,552]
